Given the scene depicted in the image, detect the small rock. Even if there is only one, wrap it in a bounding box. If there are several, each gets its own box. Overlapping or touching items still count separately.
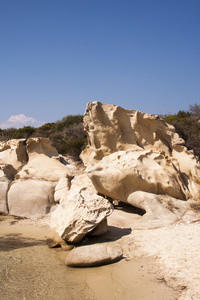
[46,229,74,251]
[65,244,123,267]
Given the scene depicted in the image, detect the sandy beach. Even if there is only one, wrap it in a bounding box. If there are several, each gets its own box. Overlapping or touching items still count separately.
[0,215,178,300]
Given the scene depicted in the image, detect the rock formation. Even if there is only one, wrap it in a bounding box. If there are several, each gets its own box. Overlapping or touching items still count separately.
[0,139,28,171]
[0,137,73,217]
[2,101,200,246]
[50,186,113,243]
[81,102,200,225]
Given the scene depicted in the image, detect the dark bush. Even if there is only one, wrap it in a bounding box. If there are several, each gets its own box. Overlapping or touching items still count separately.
[54,115,83,132]
[10,126,36,139]
[0,127,16,141]
[0,114,86,160]
[163,104,200,160]
[34,122,56,137]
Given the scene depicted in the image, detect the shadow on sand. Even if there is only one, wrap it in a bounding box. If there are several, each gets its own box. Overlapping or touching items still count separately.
[80,225,132,246]
[0,234,46,251]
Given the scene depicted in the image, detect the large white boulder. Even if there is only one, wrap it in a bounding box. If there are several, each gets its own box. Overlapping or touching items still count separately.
[87,149,190,202]
[16,137,73,182]
[79,102,200,225]
[8,179,56,218]
[81,101,185,166]
[26,137,58,157]
[0,164,17,214]
[50,186,113,243]
[0,139,27,171]
[81,102,200,200]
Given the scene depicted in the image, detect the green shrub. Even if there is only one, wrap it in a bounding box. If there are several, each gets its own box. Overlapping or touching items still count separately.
[54,115,83,132]
[10,126,36,139]
[163,104,200,160]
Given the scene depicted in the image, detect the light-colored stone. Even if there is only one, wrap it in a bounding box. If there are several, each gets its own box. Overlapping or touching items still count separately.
[65,245,123,267]
[0,164,17,214]
[0,139,27,170]
[80,102,200,224]
[172,145,200,198]
[90,217,108,236]
[26,137,59,158]
[16,138,72,182]
[16,155,71,182]
[69,173,97,197]
[50,186,113,243]
[8,179,56,218]
[81,101,185,166]
[0,181,9,214]
[54,177,71,203]
[127,191,178,228]
[87,149,189,202]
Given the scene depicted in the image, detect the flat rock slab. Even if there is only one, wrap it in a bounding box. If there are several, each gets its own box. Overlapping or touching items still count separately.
[65,245,123,267]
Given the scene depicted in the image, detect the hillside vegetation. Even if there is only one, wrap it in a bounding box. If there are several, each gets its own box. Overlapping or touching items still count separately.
[0,115,87,160]
[163,104,200,160]
[0,104,200,161]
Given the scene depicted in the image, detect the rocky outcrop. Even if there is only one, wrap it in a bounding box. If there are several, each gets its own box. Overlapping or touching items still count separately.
[81,102,200,224]
[87,149,189,201]
[81,102,184,166]
[65,245,123,267]
[16,138,73,181]
[0,137,73,217]
[2,102,200,246]
[50,186,113,243]
[0,139,28,171]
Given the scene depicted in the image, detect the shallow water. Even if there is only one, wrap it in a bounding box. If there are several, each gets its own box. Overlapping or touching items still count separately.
[0,240,90,299]
[0,216,178,300]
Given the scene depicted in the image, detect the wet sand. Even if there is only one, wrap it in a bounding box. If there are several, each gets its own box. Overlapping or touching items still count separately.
[0,216,178,300]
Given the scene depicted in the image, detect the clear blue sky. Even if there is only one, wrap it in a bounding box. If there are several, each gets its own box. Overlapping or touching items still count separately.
[1,0,200,128]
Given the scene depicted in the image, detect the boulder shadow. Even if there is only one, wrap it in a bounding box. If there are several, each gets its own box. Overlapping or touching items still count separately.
[80,226,132,246]
[115,202,146,216]
[0,234,46,251]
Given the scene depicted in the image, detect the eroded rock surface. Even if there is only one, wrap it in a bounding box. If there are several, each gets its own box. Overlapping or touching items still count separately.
[0,139,27,170]
[16,138,73,182]
[0,137,73,217]
[80,102,200,225]
[50,186,113,243]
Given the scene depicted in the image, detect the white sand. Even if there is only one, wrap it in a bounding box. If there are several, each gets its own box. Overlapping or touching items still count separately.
[121,219,200,299]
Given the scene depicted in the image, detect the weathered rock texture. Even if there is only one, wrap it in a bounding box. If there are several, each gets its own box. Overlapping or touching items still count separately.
[81,102,200,223]
[50,186,113,243]
[0,139,28,171]
[65,245,123,267]
[0,137,73,217]
[16,138,72,181]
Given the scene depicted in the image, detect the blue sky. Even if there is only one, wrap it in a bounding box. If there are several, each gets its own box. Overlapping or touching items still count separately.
[1,0,200,128]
